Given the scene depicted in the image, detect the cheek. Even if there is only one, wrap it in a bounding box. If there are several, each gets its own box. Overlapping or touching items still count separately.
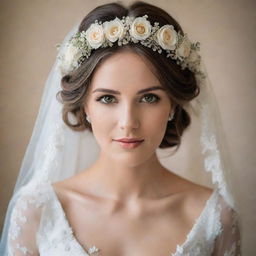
[144,104,170,130]
[151,111,168,128]
[142,108,169,147]
[149,115,168,141]
[88,106,113,145]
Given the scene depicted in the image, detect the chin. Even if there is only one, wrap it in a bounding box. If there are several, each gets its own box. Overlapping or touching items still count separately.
[110,147,155,166]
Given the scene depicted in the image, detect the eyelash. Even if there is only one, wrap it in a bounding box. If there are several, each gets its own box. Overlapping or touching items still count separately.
[95,93,161,105]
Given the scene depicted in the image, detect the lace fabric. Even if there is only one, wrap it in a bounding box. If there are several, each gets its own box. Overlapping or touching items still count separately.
[6,182,241,256]
[211,196,241,256]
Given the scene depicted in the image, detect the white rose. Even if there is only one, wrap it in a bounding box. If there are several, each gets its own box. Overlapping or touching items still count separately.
[129,16,152,40]
[85,23,105,49]
[156,25,178,50]
[60,43,83,74]
[176,38,191,58]
[103,17,125,42]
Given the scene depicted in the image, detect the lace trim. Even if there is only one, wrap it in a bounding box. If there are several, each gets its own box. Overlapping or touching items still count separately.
[172,190,222,255]
[223,239,241,256]
[36,183,90,255]
[200,103,235,210]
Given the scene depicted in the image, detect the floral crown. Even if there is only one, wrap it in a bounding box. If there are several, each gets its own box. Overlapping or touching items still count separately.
[57,15,203,77]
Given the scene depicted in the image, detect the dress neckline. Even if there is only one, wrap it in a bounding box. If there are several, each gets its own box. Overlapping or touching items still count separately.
[47,182,218,256]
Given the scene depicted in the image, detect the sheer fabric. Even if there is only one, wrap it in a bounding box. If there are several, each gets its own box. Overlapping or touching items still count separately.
[7,182,241,256]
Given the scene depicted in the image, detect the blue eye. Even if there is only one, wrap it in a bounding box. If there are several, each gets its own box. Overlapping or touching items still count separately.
[96,95,116,104]
[141,94,160,104]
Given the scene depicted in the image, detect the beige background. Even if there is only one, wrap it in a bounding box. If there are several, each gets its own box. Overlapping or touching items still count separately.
[0,0,255,254]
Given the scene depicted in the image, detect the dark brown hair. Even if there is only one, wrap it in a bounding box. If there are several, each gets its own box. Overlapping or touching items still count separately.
[57,1,200,150]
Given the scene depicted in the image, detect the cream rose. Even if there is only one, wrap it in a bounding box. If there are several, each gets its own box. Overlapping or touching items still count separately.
[129,16,152,40]
[61,43,83,74]
[85,23,105,49]
[176,38,191,58]
[103,17,125,42]
[156,25,178,50]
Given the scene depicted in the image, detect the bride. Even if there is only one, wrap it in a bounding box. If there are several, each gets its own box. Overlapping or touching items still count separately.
[0,1,241,255]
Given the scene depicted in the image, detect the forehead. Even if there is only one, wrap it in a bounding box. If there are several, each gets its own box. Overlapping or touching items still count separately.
[90,51,161,90]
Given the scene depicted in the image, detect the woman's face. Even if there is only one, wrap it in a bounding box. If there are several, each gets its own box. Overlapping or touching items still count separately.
[84,50,172,164]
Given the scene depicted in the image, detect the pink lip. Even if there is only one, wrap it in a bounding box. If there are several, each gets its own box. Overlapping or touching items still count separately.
[114,138,144,143]
[115,140,143,149]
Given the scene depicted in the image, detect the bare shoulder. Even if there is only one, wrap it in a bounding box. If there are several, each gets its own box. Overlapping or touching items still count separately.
[177,176,213,201]
[181,180,214,219]
[51,171,97,206]
[52,171,86,192]
[167,171,213,196]
[186,182,214,200]
[51,174,83,206]
[185,183,214,210]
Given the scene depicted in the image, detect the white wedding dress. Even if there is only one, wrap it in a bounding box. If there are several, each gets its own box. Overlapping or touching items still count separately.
[7,181,241,256]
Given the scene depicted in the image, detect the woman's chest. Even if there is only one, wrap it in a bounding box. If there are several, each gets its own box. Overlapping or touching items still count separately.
[57,192,202,256]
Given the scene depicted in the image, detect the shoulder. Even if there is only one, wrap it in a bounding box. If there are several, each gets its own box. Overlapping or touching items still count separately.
[171,177,215,220]
[51,171,94,199]
[186,184,214,211]
[11,182,53,217]
[51,177,95,209]
[184,183,214,206]
[8,183,52,243]
[171,174,214,202]
[183,182,240,234]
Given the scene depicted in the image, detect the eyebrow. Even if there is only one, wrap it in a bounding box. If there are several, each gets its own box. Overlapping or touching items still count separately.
[92,86,165,95]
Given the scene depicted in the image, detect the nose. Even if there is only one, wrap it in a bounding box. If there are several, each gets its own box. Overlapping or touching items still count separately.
[119,104,140,131]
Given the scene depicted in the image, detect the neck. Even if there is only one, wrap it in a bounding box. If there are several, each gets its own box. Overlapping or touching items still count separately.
[83,151,173,202]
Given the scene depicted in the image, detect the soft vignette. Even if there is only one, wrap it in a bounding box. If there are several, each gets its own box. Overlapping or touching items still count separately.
[0,0,255,255]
